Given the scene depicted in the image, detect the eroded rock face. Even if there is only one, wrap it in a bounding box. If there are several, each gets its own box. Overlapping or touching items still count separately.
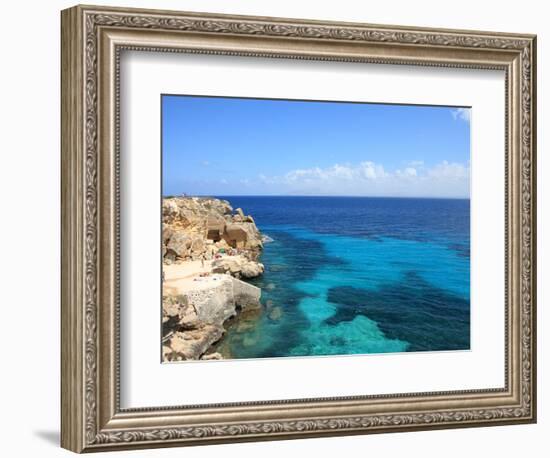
[166,232,191,259]
[162,197,265,361]
[167,326,224,361]
[186,276,236,324]
[162,197,263,263]
[163,294,200,332]
[224,223,262,251]
[231,277,262,309]
[162,275,262,362]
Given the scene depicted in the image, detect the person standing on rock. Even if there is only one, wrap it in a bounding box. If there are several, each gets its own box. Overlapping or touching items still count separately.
[201,253,205,269]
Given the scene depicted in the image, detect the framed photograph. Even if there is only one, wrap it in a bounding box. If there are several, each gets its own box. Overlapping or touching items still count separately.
[61,4,537,453]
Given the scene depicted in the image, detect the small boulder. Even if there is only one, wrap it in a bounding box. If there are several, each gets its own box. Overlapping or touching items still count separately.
[241,262,264,278]
[212,256,264,279]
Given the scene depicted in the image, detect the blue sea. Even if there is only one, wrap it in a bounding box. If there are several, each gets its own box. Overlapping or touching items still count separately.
[217,196,470,359]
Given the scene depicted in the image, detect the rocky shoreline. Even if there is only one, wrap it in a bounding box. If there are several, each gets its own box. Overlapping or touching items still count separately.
[162,196,265,362]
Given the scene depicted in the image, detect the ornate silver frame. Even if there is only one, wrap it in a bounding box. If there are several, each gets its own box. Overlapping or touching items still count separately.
[61,4,537,453]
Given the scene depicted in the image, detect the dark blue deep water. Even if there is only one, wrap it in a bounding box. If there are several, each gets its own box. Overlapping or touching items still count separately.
[216,196,470,358]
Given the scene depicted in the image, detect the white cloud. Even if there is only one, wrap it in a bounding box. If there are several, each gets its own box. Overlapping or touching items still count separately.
[359,161,387,179]
[258,160,469,198]
[428,160,469,179]
[396,167,417,178]
[451,108,471,122]
[283,162,387,184]
[201,160,210,166]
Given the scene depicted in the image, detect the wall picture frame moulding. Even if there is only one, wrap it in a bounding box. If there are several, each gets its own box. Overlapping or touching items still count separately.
[61,4,536,452]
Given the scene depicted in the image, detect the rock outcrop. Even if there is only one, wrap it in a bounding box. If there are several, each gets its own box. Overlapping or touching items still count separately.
[162,196,266,362]
[162,196,263,263]
[211,255,265,279]
[163,275,261,361]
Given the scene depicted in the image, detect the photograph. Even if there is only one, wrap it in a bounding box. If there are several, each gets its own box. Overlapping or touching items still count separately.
[161,95,471,362]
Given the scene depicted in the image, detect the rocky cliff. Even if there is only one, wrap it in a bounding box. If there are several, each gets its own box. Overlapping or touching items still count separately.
[162,196,265,361]
[162,196,263,266]
[162,275,261,361]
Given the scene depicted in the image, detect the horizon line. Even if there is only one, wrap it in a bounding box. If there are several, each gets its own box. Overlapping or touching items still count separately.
[162,194,471,200]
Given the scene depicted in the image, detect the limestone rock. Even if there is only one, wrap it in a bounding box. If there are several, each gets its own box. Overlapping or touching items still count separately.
[190,236,205,258]
[166,325,224,361]
[162,294,200,332]
[162,274,262,361]
[162,345,174,361]
[162,226,174,244]
[211,255,264,279]
[163,294,188,318]
[233,207,246,222]
[241,261,265,278]
[224,222,263,251]
[166,232,191,259]
[206,215,226,241]
[162,196,262,263]
[201,352,223,360]
[215,239,231,251]
[162,199,179,223]
[185,276,236,324]
[231,277,261,309]
[161,196,266,361]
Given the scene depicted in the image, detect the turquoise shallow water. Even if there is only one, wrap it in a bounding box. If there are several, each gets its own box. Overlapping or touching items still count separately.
[217,196,470,359]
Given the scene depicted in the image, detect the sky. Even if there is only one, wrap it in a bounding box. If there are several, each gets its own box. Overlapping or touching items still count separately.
[162,95,471,198]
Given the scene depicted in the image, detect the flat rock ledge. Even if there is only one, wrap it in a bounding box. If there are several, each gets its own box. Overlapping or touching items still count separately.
[162,274,261,362]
